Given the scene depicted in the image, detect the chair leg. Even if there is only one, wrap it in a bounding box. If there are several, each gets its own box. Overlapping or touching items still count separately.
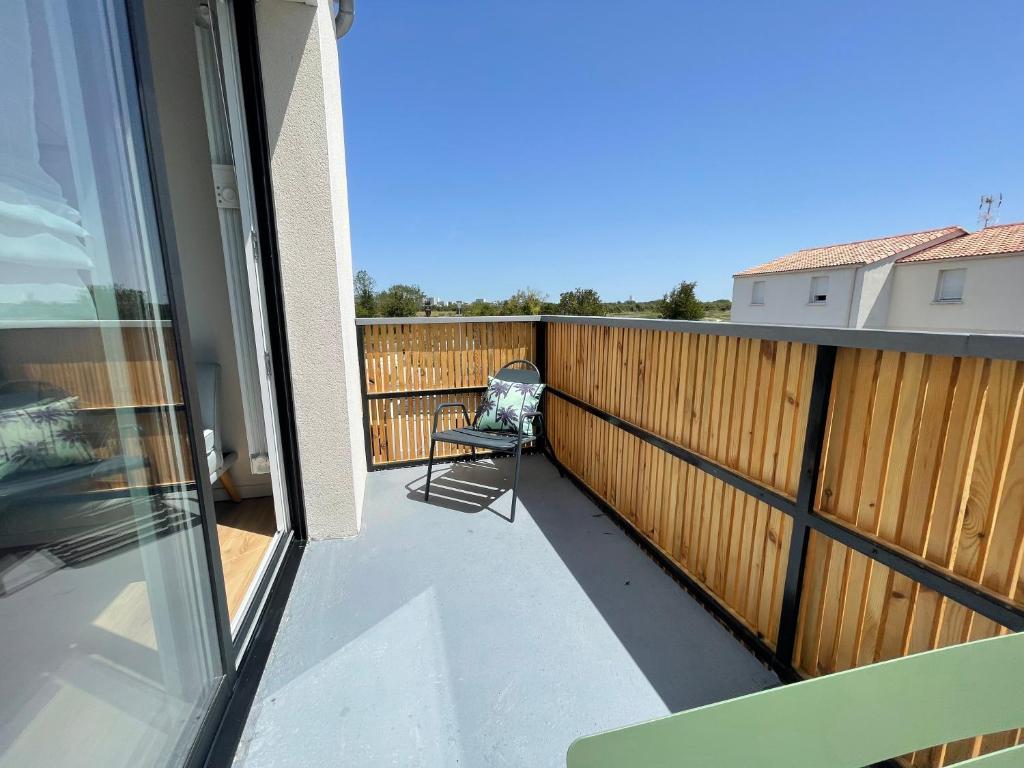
[218,468,242,503]
[510,444,523,522]
[425,438,436,501]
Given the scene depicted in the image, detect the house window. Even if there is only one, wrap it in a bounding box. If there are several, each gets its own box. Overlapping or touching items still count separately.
[935,268,966,303]
[751,281,765,305]
[809,275,829,303]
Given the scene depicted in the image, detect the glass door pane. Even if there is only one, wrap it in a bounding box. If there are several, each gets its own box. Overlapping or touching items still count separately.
[0,1,225,766]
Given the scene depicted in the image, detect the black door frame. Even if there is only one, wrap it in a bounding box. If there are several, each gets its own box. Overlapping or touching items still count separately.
[228,0,308,542]
[123,1,308,766]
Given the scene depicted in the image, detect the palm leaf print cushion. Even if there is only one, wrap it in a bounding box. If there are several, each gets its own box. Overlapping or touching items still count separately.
[0,397,96,481]
[475,376,545,435]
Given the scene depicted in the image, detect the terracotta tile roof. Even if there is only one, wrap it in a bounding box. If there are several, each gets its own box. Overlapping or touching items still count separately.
[735,226,965,276]
[897,221,1024,263]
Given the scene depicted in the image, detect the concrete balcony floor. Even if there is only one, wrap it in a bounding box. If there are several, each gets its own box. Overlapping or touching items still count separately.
[232,455,778,768]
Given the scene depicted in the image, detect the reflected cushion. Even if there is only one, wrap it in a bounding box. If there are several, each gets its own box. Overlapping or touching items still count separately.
[0,397,95,481]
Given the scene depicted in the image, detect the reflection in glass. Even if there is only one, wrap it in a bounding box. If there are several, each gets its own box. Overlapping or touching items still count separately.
[0,1,224,766]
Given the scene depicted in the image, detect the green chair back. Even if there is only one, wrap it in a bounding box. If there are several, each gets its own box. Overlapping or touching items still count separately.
[567,632,1024,768]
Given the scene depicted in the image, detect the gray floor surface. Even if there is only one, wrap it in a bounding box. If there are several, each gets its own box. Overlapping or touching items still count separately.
[232,455,778,768]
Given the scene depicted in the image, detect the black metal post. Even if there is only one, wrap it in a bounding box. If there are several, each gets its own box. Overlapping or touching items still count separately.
[775,345,837,665]
[535,319,549,454]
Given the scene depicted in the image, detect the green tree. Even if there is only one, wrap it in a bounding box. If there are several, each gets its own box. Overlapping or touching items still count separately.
[557,288,605,316]
[703,298,732,312]
[353,270,376,317]
[660,281,704,320]
[701,298,732,320]
[464,299,497,316]
[377,284,425,317]
[501,288,545,315]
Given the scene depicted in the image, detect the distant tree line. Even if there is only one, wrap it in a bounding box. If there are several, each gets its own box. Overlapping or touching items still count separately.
[353,271,729,321]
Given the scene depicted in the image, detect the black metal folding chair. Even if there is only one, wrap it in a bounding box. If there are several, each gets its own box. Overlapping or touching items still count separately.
[424,359,543,521]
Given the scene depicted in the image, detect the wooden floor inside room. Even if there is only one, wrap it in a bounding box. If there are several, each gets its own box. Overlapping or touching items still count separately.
[216,496,277,622]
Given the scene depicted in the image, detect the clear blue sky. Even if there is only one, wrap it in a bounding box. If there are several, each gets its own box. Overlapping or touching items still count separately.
[339,1,1024,303]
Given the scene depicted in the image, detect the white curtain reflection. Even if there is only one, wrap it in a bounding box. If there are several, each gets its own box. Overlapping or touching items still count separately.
[0,0,96,322]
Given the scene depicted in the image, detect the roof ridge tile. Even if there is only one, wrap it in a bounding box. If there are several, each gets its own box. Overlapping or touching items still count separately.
[897,220,1024,264]
[736,226,964,276]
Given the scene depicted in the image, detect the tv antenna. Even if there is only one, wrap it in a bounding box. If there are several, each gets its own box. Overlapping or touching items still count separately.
[978,193,1002,228]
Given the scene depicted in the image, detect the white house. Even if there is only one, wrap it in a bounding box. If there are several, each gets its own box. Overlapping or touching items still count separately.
[731,226,965,328]
[732,223,1024,334]
[889,222,1024,334]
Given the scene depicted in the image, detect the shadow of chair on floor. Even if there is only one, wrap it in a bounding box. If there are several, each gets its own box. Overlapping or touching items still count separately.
[405,458,517,522]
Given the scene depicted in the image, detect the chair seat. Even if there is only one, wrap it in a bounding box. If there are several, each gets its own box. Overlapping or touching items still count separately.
[432,427,535,452]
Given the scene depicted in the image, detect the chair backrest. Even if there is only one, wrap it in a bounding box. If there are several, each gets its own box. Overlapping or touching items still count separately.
[566,632,1024,768]
[495,359,541,385]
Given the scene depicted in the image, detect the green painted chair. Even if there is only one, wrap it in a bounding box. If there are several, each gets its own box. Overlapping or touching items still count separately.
[567,632,1024,768]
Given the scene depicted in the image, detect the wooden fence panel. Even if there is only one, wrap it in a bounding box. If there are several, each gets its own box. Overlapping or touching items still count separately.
[546,394,789,646]
[795,531,1023,767]
[368,393,487,464]
[0,323,191,492]
[795,532,1008,676]
[543,321,1024,768]
[359,321,537,465]
[816,349,1024,609]
[546,323,816,497]
[362,321,535,395]
[807,347,1024,767]
[0,324,182,408]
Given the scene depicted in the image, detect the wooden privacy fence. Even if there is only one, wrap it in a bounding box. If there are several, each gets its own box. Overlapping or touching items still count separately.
[357,316,1024,766]
[356,318,538,465]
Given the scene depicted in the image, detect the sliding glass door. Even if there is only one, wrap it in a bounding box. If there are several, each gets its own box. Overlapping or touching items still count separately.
[191,0,295,648]
[0,1,228,766]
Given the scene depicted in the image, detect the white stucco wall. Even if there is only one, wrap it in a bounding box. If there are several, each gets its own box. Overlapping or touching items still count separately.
[848,261,894,328]
[257,0,366,537]
[888,255,1024,334]
[731,268,857,327]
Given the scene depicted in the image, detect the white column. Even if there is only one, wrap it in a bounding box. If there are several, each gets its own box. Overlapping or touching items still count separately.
[256,0,366,537]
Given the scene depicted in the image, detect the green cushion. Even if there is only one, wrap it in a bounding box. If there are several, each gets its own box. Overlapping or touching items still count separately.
[475,376,545,435]
[0,397,96,481]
